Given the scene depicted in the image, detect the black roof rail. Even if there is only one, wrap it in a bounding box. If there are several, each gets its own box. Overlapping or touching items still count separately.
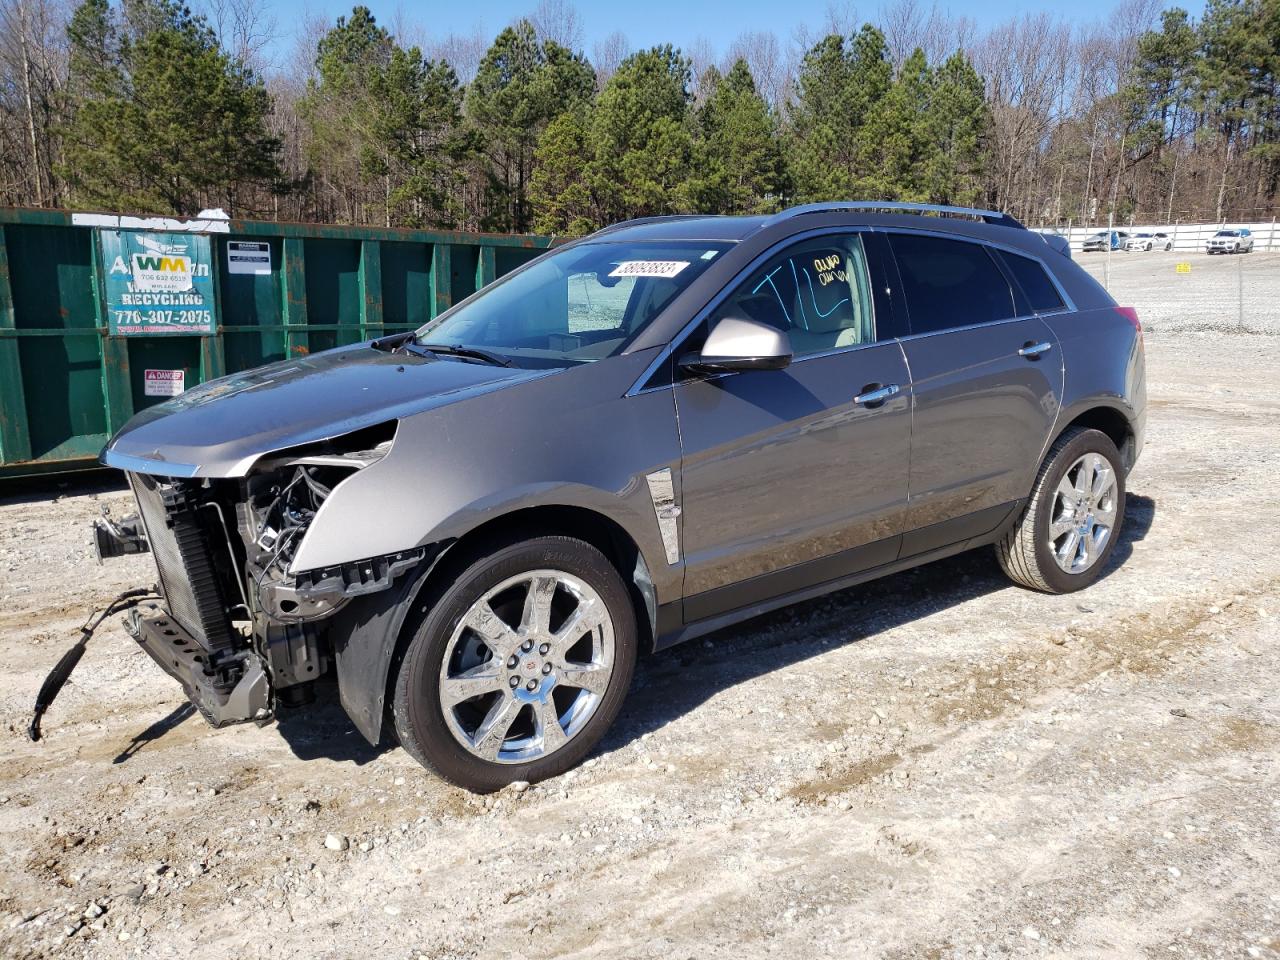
[765,201,1026,231]
[588,214,719,238]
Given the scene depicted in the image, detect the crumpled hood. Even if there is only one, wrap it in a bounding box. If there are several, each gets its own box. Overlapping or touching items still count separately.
[102,343,548,477]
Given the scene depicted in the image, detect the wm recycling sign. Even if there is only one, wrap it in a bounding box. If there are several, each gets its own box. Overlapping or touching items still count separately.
[100,229,216,335]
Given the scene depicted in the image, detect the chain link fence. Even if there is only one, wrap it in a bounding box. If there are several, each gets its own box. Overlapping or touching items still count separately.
[1072,248,1280,335]
[1038,219,1280,254]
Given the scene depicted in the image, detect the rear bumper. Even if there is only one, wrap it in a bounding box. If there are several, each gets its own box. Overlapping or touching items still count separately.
[125,605,271,729]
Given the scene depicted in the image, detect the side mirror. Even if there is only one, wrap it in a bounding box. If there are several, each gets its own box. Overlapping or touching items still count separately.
[679,316,793,373]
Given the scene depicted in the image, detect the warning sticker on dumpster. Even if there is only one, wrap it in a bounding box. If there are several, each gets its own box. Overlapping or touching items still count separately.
[100,229,216,336]
[227,240,272,275]
[144,369,186,397]
[608,260,690,279]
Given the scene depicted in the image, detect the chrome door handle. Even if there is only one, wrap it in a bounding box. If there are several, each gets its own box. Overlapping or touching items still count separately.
[853,383,900,407]
[1018,341,1053,359]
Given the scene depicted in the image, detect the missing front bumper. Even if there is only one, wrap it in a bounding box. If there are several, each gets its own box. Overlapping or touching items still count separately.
[125,606,271,729]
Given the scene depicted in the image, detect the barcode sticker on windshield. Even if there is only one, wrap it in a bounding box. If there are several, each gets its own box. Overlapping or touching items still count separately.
[608,260,690,279]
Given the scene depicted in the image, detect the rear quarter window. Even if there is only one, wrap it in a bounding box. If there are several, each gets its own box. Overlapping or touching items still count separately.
[997,250,1066,314]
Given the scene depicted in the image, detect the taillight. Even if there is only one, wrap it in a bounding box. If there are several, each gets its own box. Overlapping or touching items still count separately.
[1115,306,1140,331]
[1115,306,1142,344]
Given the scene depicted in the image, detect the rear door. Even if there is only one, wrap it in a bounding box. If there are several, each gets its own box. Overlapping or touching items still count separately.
[675,232,912,622]
[885,231,1064,556]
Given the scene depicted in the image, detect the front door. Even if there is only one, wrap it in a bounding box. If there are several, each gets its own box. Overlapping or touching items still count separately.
[674,234,912,622]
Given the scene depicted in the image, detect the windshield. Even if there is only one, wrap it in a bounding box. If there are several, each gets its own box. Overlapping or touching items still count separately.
[414,241,731,366]
[1215,231,1237,237]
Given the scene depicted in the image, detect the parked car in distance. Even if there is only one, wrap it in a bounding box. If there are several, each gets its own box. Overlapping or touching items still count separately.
[1082,230,1129,252]
[97,201,1147,792]
[1206,228,1253,254]
[1124,232,1173,252]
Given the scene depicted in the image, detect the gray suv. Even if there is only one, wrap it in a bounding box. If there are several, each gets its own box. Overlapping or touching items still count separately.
[98,202,1146,791]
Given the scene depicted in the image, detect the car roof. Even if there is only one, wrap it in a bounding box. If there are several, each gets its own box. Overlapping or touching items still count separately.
[588,215,768,243]
[589,205,1047,251]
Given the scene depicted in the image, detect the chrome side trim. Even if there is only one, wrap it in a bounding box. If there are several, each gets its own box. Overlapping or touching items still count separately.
[894,312,1051,345]
[101,447,200,478]
[645,468,682,565]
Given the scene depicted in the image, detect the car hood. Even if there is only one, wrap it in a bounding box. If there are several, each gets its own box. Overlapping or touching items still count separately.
[102,342,550,477]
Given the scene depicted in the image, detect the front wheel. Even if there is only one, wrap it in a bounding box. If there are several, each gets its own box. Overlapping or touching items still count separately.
[392,536,637,792]
[996,427,1127,593]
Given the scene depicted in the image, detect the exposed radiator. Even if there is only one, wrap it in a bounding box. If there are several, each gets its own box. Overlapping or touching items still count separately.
[129,473,237,654]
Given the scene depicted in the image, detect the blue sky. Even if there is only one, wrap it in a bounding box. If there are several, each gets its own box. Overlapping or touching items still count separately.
[260,0,1204,67]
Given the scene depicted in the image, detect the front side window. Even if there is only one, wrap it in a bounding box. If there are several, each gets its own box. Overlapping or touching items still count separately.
[415,241,730,366]
[708,234,876,358]
[888,233,1016,334]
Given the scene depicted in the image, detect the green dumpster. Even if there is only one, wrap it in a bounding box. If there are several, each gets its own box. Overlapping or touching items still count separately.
[0,209,553,478]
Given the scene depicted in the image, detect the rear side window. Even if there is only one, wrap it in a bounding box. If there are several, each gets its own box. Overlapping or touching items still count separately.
[998,250,1065,313]
[888,233,1016,334]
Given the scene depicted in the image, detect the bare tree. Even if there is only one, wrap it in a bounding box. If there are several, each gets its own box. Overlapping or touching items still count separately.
[974,13,1074,220]
[687,35,717,103]
[427,29,487,83]
[387,5,431,53]
[530,0,583,51]
[725,30,785,109]
[0,0,67,207]
[592,30,630,86]
[879,0,961,67]
[822,1,861,37]
[197,0,279,70]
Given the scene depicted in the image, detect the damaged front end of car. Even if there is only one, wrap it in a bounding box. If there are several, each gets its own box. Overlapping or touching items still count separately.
[98,421,425,732]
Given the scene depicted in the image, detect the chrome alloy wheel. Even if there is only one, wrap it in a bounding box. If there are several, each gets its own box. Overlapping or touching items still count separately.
[438,570,615,764]
[1048,452,1119,574]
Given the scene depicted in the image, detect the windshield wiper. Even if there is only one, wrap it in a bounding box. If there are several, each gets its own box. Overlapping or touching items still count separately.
[409,342,514,367]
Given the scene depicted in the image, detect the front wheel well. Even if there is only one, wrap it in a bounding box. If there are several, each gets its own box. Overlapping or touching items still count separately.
[1055,407,1135,471]
[381,505,655,735]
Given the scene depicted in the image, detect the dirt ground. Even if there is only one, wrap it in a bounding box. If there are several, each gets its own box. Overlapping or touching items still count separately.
[0,332,1277,960]
[1077,249,1280,335]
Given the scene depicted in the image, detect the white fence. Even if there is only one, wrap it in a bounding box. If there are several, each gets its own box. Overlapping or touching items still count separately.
[1033,219,1280,253]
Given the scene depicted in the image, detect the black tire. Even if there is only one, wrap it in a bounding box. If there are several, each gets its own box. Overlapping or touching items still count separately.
[392,535,637,792]
[996,427,1127,594]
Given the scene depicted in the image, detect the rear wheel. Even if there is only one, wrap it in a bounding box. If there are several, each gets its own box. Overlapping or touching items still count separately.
[392,536,637,792]
[996,427,1127,593]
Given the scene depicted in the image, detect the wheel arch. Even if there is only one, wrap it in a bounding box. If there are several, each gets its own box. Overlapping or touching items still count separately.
[1051,404,1136,472]
[425,503,658,647]
[328,503,657,747]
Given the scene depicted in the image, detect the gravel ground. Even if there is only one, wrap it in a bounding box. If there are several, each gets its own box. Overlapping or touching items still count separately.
[1,333,1278,959]
[1077,250,1280,335]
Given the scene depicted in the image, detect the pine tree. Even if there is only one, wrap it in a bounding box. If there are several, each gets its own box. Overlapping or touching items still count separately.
[788,26,893,201]
[528,106,596,234]
[922,51,990,204]
[467,20,595,231]
[587,45,695,222]
[300,6,467,227]
[60,0,282,216]
[688,59,787,213]
[862,47,935,200]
